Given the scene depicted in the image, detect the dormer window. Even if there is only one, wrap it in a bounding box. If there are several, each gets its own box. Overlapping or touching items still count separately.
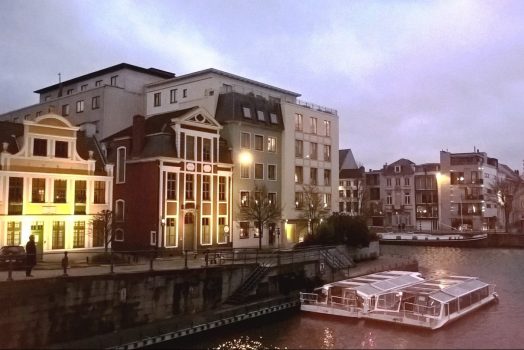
[33,138,47,156]
[270,113,278,124]
[242,107,251,119]
[395,165,401,173]
[55,141,68,158]
[257,110,265,121]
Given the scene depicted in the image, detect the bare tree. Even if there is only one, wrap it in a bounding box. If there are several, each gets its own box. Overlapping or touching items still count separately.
[238,184,282,249]
[91,209,114,252]
[299,184,330,236]
[488,177,521,232]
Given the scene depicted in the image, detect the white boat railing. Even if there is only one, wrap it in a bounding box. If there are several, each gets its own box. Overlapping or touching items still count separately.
[299,292,319,304]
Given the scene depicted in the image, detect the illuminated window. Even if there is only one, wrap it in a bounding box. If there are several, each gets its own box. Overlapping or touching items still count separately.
[219,177,226,201]
[268,192,277,205]
[6,222,21,246]
[52,221,65,249]
[32,178,46,203]
[295,166,303,184]
[166,218,177,246]
[54,179,67,203]
[218,217,227,242]
[295,192,304,209]
[240,191,249,207]
[167,173,177,200]
[201,218,211,244]
[73,221,85,248]
[267,137,276,152]
[93,181,106,204]
[116,147,126,183]
[239,222,249,239]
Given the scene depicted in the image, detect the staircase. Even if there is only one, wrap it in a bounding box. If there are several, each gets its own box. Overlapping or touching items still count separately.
[225,262,272,304]
[320,248,355,270]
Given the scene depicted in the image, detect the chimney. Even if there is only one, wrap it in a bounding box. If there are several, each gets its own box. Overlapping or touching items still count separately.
[132,115,145,157]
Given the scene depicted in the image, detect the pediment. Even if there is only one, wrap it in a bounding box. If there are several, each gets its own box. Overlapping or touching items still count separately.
[172,107,222,130]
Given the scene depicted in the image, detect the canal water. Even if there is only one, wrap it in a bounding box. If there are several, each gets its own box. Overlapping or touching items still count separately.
[155,246,524,349]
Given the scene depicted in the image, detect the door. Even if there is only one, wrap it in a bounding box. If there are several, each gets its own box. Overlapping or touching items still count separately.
[31,221,44,261]
[183,213,195,251]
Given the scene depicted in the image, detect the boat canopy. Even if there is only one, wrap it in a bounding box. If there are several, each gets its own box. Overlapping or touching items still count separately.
[355,273,424,297]
[442,279,489,298]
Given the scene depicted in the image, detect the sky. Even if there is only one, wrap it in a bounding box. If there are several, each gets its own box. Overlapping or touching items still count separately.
[1,0,524,172]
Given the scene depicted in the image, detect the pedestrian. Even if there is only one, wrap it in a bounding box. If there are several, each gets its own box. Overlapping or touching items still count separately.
[25,234,36,277]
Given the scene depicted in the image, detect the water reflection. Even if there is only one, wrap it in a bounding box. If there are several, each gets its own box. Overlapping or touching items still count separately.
[213,336,285,350]
[359,331,376,349]
[322,327,334,349]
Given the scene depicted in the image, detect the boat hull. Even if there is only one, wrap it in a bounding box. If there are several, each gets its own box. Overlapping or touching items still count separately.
[379,233,488,247]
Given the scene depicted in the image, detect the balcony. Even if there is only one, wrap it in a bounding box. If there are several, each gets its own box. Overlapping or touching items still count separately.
[294,99,338,115]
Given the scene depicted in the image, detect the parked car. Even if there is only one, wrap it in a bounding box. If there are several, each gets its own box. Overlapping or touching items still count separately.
[0,245,26,269]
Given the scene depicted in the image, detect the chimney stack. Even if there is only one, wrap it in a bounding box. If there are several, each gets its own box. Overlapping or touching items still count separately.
[132,115,145,157]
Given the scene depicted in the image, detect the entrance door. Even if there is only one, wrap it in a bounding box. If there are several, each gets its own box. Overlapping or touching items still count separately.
[184,213,195,251]
[268,223,275,245]
[31,221,44,261]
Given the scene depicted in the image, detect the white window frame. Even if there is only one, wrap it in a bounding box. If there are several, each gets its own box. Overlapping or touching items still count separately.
[116,146,126,184]
[267,136,277,152]
[267,164,277,181]
[115,229,124,242]
[115,199,125,222]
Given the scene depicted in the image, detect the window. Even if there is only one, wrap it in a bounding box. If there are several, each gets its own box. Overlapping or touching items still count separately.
[52,221,65,249]
[92,96,100,109]
[257,110,265,121]
[324,120,331,136]
[6,222,21,246]
[62,104,70,116]
[404,192,411,205]
[240,164,250,178]
[324,145,331,161]
[295,166,303,184]
[8,177,23,215]
[268,164,276,180]
[114,229,124,242]
[201,218,211,244]
[295,140,303,158]
[295,113,303,131]
[185,174,194,200]
[295,192,304,208]
[32,178,46,203]
[270,113,278,124]
[395,178,401,186]
[240,191,249,207]
[110,75,118,86]
[92,220,104,247]
[219,177,226,201]
[395,165,401,173]
[75,180,86,214]
[387,192,392,205]
[254,163,264,179]
[67,88,74,95]
[310,117,318,134]
[167,173,177,200]
[404,177,410,186]
[324,169,331,186]
[310,142,317,160]
[76,100,84,113]
[33,138,47,156]
[73,221,85,248]
[55,141,68,158]
[218,217,227,243]
[239,222,249,239]
[203,139,211,161]
[183,89,187,98]
[115,199,125,222]
[166,218,177,246]
[81,84,88,91]
[387,178,392,187]
[150,231,157,246]
[323,194,331,208]
[170,89,177,103]
[154,92,161,107]
[254,135,263,151]
[241,132,250,148]
[36,111,42,117]
[267,136,276,152]
[185,136,195,160]
[116,147,126,183]
[243,107,251,119]
[310,168,318,185]
[54,179,67,203]
[202,176,211,200]
[93,181,106,204]
[95,80,102,87]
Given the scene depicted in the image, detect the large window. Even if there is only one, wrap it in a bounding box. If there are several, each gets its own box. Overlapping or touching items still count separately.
[254,163,264,179]
[32,178,46,203]
[239,222,249,239]
[240,164,250,179]
[310,168,318,185]
[116,147,126,183]
[268,164,276,180]
[203,139,211,161]
[268,192,277,205]
[324,120,331,136]
[76,100,84,113]
[73,221,85,248]
[267,136,276,152]
[295,166,303,184]
[33,138,47,156]
[185,136,195,160]
[6,222,21,246]
[94,181,106,204]
[310,117,318,134]
[219,176,227,201]
[62,104,70,116]
[8,177,23,215]
[254,135,264,151]
[185,174,194,200]
[153,92,161,107]
[52,221,65,249]
[295,192,304,208]
[295,113,303,131]
[201,218,211,244]
[324,169,331,186]
[115,199,125,222]
[92,220,104,247]
[170,89,177,103]
[240,191,249,207]
[110,75,118,86]
[310,142,318,160]
[295,140,303,158]
[202,176,211,200]
[241,132,250,148]
[54,179,67,203]
[166,218,177,246]
[324,145,331,161]
[92,96,100,109]
[218,217,227,243]
[167,173,177,200]
[55,141,68,158]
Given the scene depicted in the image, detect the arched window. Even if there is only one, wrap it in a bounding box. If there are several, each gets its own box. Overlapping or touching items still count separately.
[114,229,124,242]
[116,147,126,183]
[115,199,125,222]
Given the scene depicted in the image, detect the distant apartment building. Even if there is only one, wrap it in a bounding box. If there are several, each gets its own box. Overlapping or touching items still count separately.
[0,114,113,258]
[414,163,440,231]
[0,63,174,139]
[338,149,364,215]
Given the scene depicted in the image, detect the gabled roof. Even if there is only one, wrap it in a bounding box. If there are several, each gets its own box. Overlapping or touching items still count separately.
[383,158,415,176]
[35,63,175,94]
[339,148,358,170]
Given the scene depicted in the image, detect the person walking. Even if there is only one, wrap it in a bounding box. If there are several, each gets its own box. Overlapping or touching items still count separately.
[25,235,36,277]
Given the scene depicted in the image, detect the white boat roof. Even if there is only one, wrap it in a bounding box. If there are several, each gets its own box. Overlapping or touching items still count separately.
[402,275,490,303]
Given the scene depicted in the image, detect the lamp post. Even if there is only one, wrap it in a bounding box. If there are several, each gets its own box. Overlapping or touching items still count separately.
[276,227,281,249]
[160,218,165,257]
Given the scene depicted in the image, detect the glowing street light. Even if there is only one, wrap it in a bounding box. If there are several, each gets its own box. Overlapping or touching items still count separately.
[238,151,253,165]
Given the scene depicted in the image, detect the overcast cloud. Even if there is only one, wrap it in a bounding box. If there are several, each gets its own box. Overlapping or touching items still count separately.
[1,0,523,172]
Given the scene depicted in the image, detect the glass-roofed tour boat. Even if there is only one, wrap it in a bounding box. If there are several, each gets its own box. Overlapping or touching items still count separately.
[299,271,498,330]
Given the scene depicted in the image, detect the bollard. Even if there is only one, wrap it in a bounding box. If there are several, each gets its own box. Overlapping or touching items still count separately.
[6,259,13,281]
[61,251,69,277]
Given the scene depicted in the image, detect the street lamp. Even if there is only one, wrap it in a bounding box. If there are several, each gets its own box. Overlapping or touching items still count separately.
[160,218,166,256]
